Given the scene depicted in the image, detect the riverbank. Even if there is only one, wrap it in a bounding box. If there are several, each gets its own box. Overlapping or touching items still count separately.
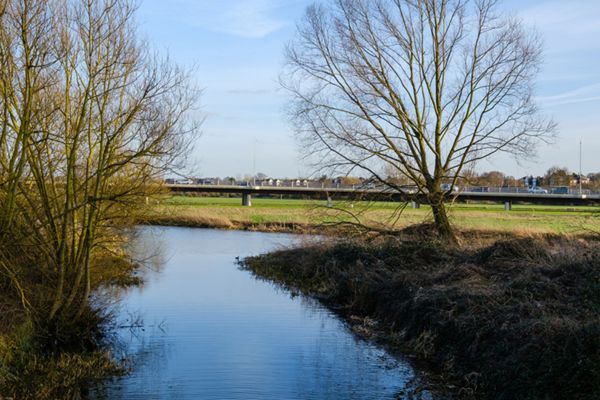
[0,252,140,399]
[243,227,600,399]
[146,195,600,235]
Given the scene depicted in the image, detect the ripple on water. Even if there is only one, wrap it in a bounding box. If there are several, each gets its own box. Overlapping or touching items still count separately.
[92,227,432,400]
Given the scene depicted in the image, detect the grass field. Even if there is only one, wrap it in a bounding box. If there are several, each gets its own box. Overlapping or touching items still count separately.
[148,195,600,234]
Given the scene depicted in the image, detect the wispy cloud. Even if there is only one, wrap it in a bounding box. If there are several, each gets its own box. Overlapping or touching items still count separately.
[170,0,286,38]
[537,83,600,107]
[227,88,273,95]
[221,0,286,38]
[519,1,600,52]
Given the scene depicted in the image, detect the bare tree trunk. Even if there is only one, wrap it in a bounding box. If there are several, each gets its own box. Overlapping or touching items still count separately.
[429,194,456,244]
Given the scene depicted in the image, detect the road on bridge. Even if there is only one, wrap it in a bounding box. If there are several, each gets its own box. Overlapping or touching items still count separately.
[166,184,600,209]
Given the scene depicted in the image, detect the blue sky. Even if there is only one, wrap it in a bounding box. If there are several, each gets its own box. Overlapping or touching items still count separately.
[137,0,600,179]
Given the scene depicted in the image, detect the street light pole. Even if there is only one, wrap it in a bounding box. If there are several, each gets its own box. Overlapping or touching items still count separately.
[253,139,257,186]
[579,140,583,195]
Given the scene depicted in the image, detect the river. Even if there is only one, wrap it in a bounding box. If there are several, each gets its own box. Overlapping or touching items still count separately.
[93,227,432,399]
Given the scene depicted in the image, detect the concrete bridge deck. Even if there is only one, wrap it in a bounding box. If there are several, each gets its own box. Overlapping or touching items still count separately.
[166,184,600,209]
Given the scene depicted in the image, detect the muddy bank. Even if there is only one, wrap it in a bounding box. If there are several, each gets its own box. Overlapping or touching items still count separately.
[243,229,600,399]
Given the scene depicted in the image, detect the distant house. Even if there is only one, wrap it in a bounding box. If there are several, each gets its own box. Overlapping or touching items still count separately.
[258,178,277,186]
[569,175,590,186]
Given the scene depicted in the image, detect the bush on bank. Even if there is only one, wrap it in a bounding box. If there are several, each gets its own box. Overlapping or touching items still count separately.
[243,229,600,399]
[0,332,122,400]
[0,253,139,399]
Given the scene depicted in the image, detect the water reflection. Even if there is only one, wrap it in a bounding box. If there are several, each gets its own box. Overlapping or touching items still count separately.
[93,227,432,400]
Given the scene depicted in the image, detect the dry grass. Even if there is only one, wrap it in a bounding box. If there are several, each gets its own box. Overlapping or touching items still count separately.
[243,228,600,399]
[144,205,324,233]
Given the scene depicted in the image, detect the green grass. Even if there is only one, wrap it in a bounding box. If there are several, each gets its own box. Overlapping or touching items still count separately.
[165,196,322,208]
[165,195,597,213]
[154,195,600,234]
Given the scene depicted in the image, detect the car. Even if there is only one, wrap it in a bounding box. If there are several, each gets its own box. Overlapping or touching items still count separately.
[471,186,490,192]
[527,187,548,194]
[174,178,194,185]
[399,185,419,194]
[441,183,459,192]
[551,186,569,194]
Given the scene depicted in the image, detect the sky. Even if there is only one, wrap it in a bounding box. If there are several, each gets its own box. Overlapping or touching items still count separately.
[137,0,600,179]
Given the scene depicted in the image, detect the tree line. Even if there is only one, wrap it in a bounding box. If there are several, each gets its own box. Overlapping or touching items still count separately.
[464,168,600,189]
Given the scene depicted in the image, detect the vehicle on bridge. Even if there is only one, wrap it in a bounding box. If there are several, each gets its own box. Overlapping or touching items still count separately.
[399,185,419,194]
[551,186,570,195]
[528,187,548,194]
[441,183,459,193]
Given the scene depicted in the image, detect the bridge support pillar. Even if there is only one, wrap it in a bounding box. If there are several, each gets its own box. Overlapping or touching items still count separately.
[242,193,252,207]
[504,201,512,211]
[411,201,420,209]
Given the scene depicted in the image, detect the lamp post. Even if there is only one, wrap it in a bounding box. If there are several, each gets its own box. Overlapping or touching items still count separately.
[579,140,583,196]
[253,139,257,186]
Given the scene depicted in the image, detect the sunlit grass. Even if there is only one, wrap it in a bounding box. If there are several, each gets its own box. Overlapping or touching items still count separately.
[156,195,600,234]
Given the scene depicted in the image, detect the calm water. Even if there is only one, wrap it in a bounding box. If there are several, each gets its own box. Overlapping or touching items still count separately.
[94,227,432,400]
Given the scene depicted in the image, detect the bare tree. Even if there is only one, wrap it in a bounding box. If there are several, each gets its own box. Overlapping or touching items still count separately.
[283,0,556,242]
[477,170,506,187]
[0,0,199,339]
[544,166,570,186]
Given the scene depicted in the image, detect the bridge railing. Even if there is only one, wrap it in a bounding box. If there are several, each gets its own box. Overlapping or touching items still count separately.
[167,181,600,195]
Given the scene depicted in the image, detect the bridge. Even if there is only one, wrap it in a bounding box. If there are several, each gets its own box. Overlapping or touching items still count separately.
[166,184,600,210]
